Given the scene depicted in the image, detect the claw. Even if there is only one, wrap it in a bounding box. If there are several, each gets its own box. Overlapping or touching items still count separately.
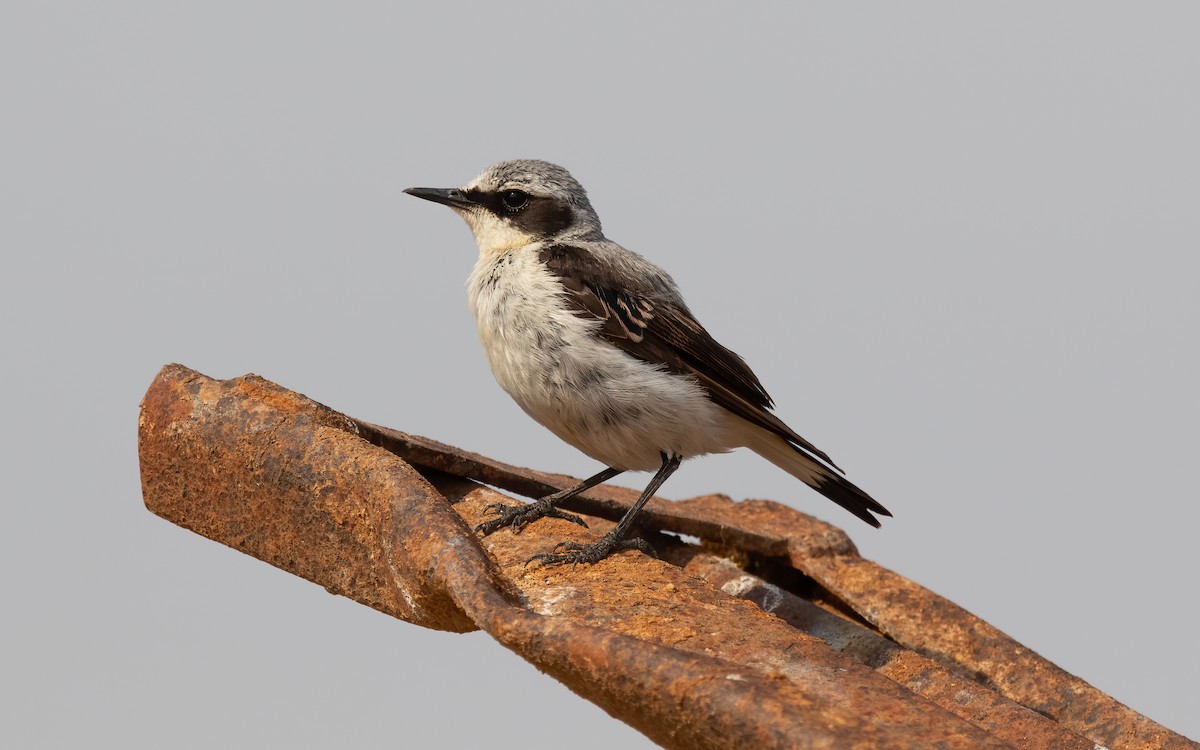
[525,534,657,567]
[474,499,587,537]
[547,508,589,528]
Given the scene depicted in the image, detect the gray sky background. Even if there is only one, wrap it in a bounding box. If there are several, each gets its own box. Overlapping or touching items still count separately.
[3,3,1197,747]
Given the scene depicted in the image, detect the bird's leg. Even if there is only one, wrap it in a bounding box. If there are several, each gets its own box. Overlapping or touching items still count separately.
[475,466,623,536]
[529,453,681,567]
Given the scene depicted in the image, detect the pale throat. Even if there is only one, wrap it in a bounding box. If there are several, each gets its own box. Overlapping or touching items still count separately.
[456,208,539,259]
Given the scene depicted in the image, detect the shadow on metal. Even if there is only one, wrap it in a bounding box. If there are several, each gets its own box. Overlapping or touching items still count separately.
[138,364,1195,750]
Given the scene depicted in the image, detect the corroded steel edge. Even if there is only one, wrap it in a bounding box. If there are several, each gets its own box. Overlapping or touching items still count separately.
[138,365,1195,749]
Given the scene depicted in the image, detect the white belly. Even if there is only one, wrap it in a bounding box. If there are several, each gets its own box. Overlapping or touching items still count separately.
[467,249,736,472]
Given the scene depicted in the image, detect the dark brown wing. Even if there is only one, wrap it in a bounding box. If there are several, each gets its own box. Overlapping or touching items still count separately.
[540,244,844,472]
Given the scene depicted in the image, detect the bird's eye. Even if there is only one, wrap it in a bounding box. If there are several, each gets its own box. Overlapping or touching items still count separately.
[500,190,529,210]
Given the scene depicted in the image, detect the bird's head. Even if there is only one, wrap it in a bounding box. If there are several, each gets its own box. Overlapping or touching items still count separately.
[405,160,603,257]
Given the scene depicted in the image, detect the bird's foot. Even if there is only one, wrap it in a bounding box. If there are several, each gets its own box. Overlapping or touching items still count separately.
[526,532,657,567]
[474,498,588,536]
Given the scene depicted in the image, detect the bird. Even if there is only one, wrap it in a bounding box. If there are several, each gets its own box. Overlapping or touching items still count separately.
[404,160,890,565]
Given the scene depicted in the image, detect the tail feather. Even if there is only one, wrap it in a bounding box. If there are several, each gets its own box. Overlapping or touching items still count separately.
[738,422,891,528]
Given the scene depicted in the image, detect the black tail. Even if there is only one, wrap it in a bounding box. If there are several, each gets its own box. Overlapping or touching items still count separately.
[741,426,891,527]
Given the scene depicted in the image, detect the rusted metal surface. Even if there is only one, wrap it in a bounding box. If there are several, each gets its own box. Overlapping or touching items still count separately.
[670,553,1094,750]
[137,364,482,632]
[436,475,1019,749]
[139,365,1196,750]
[356,420,1196,750]
[790,552,1186,750]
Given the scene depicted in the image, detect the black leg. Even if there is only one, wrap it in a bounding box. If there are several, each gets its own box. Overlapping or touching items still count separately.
[529,453,682,567]
[475,466,623,536]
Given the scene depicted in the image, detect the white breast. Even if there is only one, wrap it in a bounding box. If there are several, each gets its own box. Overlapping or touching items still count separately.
[466,247,737,472]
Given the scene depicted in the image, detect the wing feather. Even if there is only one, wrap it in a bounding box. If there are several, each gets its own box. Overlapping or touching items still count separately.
[540,243,844,472]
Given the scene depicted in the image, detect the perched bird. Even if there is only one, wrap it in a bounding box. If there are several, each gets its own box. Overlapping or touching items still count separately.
[405,160,890,565]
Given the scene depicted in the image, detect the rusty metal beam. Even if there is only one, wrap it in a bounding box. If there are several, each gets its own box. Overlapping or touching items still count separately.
[138,364,1196,750]
[354,419,1196,750]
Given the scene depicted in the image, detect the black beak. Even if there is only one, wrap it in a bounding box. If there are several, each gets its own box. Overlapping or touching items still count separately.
[403,187,478,209]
